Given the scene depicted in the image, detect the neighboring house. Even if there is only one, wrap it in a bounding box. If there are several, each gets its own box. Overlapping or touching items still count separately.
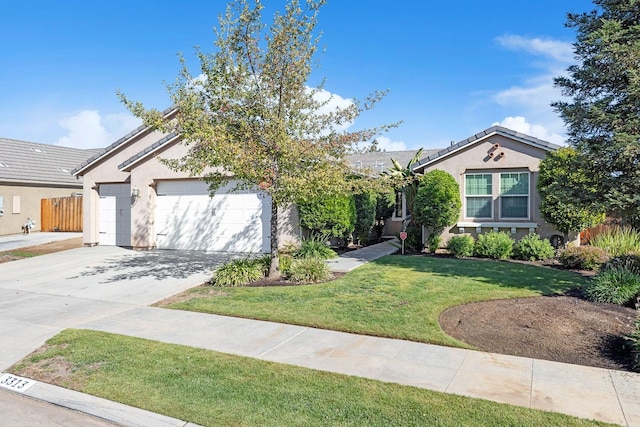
[348,126,564,244]
[0,137,99,236]
[72,109,299,252]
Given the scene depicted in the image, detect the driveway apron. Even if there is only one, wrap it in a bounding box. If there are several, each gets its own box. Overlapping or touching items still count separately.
[0,246,235,371]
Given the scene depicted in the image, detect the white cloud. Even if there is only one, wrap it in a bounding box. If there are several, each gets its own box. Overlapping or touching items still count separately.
[491,35,574,141]
[493,116,565,145]
[495,35,574,63]
[56,110,141,149]
[372,136,407,151]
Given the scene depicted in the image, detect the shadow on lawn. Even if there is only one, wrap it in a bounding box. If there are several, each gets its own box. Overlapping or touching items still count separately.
[371,255,586,295]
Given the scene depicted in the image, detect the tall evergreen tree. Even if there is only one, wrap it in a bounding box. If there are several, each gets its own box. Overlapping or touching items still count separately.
[553,0,640,226]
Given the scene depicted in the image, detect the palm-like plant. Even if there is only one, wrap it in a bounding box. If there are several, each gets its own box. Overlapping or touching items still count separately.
[382,148,423,219]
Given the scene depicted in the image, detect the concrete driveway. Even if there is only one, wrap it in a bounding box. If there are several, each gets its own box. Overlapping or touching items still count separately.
[0,245,238,371]
[0,232,82,252]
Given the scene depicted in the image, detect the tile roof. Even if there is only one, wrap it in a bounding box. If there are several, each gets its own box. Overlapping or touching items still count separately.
[118,132,180,171]
[0,137,101,187]
[347,149,440,175]
[413,125,561,169]
[73,106,177,176]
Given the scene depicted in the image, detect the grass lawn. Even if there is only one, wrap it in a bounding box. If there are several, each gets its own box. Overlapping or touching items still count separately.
[162,255,585,348]
[11,329,610,427]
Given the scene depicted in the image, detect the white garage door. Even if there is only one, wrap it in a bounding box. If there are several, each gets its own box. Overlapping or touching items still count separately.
[99,184,132,246]
[155,180,271,252]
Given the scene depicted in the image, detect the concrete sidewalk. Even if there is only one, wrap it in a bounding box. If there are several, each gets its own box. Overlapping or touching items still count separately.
[0,231,81,252]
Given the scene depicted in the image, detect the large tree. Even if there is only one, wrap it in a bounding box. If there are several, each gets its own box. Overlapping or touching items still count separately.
[538,147,605,243]
[120,0,394,277]
[553,0,640,227]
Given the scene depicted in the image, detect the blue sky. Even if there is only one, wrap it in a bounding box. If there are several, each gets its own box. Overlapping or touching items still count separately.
[1,0,593,151]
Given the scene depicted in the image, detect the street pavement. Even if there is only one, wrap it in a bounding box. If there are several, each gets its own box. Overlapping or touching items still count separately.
[0,231,82,252]
[0,240,639,426]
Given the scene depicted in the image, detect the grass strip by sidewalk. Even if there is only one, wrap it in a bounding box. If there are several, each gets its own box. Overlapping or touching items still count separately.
[11,329,610,427]
[161,256,585,348]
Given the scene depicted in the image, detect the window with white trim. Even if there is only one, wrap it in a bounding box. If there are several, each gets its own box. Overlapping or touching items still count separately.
[500,172,529,218]
[465,174,492,218]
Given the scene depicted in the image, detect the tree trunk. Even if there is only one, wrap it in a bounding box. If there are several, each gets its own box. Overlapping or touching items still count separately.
[268,201,281,279]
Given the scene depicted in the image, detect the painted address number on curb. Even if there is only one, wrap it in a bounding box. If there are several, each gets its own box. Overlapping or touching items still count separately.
[0,373,36,393]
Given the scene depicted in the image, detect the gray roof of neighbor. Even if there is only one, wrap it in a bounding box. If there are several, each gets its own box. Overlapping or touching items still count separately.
[0,137,101,187]
[347,149,440,175]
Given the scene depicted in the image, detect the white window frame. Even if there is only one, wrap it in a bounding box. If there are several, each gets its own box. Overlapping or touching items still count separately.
[464,173,493,220]
[499,172,530,220]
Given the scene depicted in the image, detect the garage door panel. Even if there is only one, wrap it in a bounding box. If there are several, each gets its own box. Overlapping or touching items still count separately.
[155,180,270,252]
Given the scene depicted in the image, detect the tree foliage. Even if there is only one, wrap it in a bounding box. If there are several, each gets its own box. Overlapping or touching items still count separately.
[553,0,640,226]
[353,190,377,244]
[414,169,461,236]
[538,147,605,239]
[119,0,395,276]
[298,194,356,239]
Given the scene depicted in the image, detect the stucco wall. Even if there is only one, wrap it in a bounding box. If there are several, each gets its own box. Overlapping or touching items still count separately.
[414,134,562,245]
[0,184,81,235]
[79,131,300,251]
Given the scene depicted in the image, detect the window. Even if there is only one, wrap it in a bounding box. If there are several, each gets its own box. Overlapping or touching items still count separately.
[500,173,529,218]
[394,191,404,219]
[465,174,492,218]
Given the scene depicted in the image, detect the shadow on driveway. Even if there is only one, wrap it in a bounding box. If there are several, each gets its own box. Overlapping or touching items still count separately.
[70,250,245,283]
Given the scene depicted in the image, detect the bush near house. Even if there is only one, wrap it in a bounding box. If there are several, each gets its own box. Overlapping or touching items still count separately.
[298,194,356,240]
[513,233,555,261]
[473,231,514,260]
[585,267,640,305]
[288,257,332,283]
[353,190,377,244]
[557,246,610,271]
[446,235,475,258]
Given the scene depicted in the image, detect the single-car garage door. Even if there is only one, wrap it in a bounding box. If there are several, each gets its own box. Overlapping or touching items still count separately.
[99,183,132,246]
[155,180,271,252]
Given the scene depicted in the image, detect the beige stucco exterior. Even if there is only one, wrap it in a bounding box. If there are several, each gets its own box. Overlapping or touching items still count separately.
[77,128,300,251]
[0,184,81,235]
[382,130,568,246]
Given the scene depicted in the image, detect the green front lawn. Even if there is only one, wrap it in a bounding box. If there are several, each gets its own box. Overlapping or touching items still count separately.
[11,329,609,427]
[163,255,585,348]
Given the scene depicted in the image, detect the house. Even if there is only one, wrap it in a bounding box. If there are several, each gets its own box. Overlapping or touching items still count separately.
[348,126,565,245]
[72,108,299,252]
[0,137,99,235]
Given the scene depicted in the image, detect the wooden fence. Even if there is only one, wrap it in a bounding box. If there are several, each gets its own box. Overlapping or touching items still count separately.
[41,196,83,232]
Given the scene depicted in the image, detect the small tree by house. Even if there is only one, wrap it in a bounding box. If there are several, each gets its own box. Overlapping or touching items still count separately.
[298,193,356,242]
[538,147,605,244]
[413,170,461,250]
[119,0,396,277]
[353,190,377,244]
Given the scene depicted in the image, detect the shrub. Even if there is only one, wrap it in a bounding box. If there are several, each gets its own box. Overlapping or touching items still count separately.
[288,257,332,283]
[354,191,377,244]
[398,225,423,251]
[590,226,640,257]
[279,253,293,275]
[585,267,640,305]
[298,194,356,238]
[414,170,461,233]
[474,231,514,259]
[447,235,475,258]
[296,234,337,259]
[513,233,555,261]
[426,234,442,253]
[557,246,609,270]
[212,256,268,287]
[600,254,640,275]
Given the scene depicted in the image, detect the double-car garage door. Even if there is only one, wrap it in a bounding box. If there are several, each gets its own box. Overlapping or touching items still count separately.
[155,180,271,252]
[99,180,270,252]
